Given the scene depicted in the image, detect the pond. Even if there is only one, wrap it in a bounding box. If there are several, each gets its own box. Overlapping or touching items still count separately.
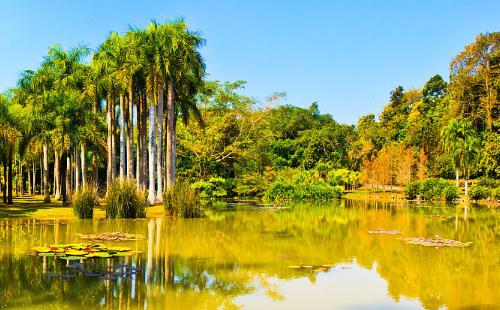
[0,200,498,309]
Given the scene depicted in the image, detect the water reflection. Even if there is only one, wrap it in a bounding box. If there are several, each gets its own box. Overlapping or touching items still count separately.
[0,200,499,309]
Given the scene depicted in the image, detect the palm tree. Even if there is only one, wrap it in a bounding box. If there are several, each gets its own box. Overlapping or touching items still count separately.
[442,119,481,197]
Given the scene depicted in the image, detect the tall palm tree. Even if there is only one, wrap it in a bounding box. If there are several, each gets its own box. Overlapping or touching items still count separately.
[442,119,481,196]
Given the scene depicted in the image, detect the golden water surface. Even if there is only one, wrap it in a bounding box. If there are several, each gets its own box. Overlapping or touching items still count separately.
[0,200,498,309]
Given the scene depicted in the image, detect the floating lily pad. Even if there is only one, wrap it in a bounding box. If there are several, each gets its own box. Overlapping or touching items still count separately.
[33,247,51,253]
[108,246,132,252]
[86,252,113,258]
[39,253,55,257]
[65,250,87,256]
[399,236,473,248]
[368,229,401,235]
[288,265,301,269]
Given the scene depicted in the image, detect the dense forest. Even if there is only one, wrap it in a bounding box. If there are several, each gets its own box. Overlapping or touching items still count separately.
[0,21,498,204]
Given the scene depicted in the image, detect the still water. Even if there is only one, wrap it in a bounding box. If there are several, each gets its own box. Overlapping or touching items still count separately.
[0,200,499,309]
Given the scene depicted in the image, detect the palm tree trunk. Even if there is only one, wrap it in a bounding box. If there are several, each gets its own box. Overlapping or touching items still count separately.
[27,165,32,196]
[39,158,42,195]
[156,87,164,202]
[7,145,13,204]
[119,94,126,180]
[54,151,60,200]
[141,91,148,190]
[66,156,71,202]
[20,163,24,196]
[166,79,175,189]
[455,167,459,187]
[32,162,36,197]
[75,146,81,192]
[106,97,112,189]
[93,152,98,188]
[148,98,156,204]
[43,144,50,203]
[61,151,67,206]
[464,168,469,197]
[81,144,86,189]
[136,89,142,189]
[128,80,134,179]
[112,101,117,180]
[3,160,7,203]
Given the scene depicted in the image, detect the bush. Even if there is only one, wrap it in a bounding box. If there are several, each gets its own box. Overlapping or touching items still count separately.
[105,179,146,218]
[264,170,343,201]
[469,186,492,200]
[72,186,99,219]
[404,181,421,199]
[477,177,499,188]
[443,185,460,201]
[164,180,203,218]
[404,178,459,201]
[191,177,228,198]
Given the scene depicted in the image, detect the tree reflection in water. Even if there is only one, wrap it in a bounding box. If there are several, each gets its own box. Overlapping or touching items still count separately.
[0,200,498,309]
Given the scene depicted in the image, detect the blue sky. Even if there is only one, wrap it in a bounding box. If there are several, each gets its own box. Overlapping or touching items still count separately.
[1,0,499,124]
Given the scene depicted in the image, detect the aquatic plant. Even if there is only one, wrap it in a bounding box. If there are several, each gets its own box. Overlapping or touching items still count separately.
[105,179,147,218]
[32,243,138,258]
[368,229,401,235]
[78,232,146,241]
[164,180,204,218]
[72,186,99,219]
[399,236,473,248]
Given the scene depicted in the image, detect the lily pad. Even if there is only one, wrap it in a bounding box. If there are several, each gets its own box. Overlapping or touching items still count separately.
[32,247,51,253]
[39,253,55,257]
[65,250,87,256]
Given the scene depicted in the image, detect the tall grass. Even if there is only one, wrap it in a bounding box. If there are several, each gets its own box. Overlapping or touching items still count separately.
[164,180,203,218]
[72,186,99,219]
[105,179,146,218]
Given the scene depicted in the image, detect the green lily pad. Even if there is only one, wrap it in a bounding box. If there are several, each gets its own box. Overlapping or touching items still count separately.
[32,247,51,253]
[39,253,55,257]
[65,250,87,256]
[108,246,132,252]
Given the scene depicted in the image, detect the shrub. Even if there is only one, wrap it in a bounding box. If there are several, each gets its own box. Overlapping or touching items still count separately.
[105,179,146,218]
[234,173,270,197]
[264,171,343,201]
[72,186,99,219]
[191,177,228,198]
[404,181,421,199]
[404,178,459,201]
[164,180,203,218]
[469,186,492,200]
[477,177,499,188]
[443,185,460,201]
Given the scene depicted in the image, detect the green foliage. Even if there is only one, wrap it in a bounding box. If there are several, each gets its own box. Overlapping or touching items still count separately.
[164,181,203,218]
[404,178,459,201]
[469,186,492,200]
[105,179,146,219]
[191,177,228,198]
[404,181,421,200]
[72,186,99,219]
[264,170,343,201]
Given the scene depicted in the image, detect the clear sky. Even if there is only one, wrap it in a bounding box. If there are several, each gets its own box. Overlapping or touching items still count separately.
[1,0,499,124]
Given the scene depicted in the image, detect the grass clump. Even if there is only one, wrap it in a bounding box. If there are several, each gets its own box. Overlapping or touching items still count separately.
[72,186,99,219]
[105,179,146,218]
[164,180,204,218]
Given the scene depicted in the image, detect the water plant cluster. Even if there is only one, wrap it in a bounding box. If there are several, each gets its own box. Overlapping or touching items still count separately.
[32,243,137,259]
[164,180,204,218]
[105,180,147,218]
[72,186,100,218]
